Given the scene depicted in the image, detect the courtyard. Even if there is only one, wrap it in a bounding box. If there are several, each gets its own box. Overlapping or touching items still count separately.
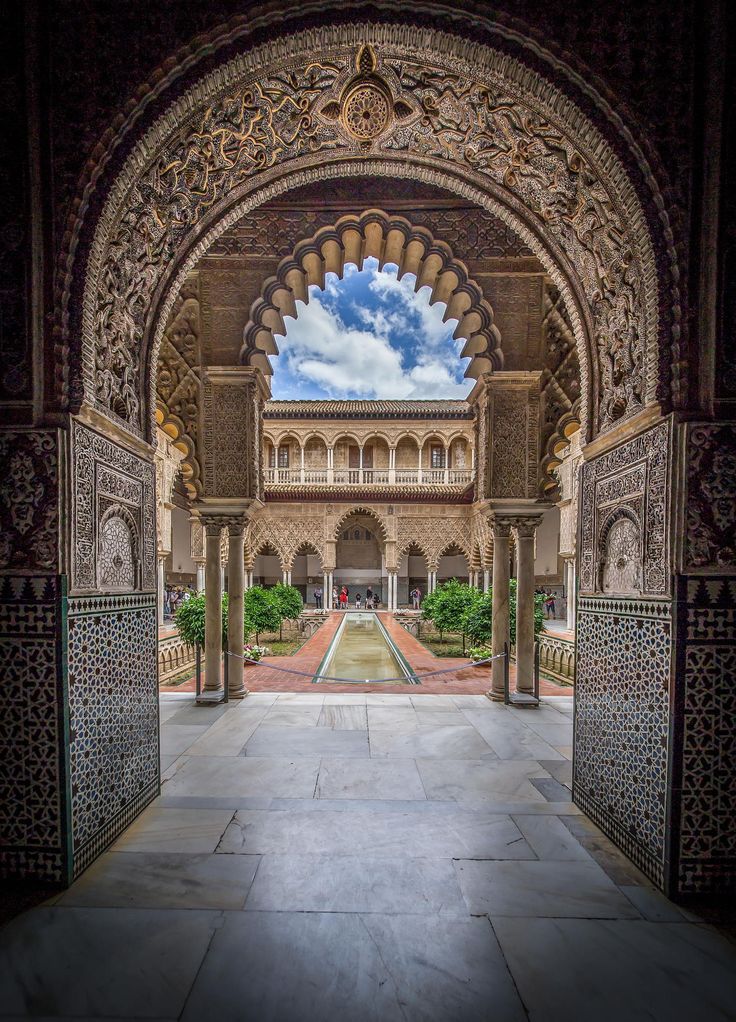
[1,691,734,1020]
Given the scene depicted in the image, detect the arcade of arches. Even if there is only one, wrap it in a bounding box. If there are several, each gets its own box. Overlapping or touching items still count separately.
[2,0,735,929]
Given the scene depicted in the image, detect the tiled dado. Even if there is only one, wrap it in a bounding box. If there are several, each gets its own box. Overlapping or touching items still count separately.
[66,592,159,877]
[0,575,69,883]
[574,596,672,889]
[674,577,736,894]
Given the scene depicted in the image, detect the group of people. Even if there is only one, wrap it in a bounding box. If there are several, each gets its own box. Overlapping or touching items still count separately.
[164,584,194,619]
[313,584,381,610]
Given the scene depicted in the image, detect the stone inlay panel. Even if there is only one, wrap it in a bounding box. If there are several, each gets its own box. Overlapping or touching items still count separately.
[574,595,671,888]
[67,593,158,877]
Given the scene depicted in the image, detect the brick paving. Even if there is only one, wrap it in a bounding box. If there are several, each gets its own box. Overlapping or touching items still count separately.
[164,612,572,697]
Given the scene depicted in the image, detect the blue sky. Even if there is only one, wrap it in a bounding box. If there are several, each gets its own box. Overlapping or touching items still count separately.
[270,257,473,400]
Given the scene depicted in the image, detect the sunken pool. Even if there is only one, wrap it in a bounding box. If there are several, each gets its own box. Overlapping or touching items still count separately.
[313,612,419,684]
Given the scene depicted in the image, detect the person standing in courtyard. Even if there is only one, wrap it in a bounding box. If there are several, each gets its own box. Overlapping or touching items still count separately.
[412,586,421,610]
[355,592,362,609]
[339,586,348,609]
[332,584,339,609]
[314,584,323,610]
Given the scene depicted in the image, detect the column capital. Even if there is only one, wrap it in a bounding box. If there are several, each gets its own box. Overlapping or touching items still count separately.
[510,514,544,539]
[200,514,225,536]
[488,513,515,538]
[224,515,248,536]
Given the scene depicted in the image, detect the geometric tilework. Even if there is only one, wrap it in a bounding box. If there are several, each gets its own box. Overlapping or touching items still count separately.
[0,575,68,883]
[66,593,158,878]
[574,595,672,889]
[675,577,736,894]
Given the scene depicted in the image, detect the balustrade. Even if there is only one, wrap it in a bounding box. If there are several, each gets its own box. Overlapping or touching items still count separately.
[264,463,475,488]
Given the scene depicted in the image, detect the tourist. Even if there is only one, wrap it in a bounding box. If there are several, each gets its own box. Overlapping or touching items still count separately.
[545,592,556,618]
[339,586,348,609]
[332,584,339,609]
[355,593,362,609]
[314,584,323,610]
[366,585,373,607]
[412,586,421,610]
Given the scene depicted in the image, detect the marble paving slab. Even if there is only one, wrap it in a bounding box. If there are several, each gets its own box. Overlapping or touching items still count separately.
[317,704,368,729]
[416,758,550,803]
[243,725,370,758]
[162,755,321,799]
[110,806,235,854]
[493,917,736,1022]
[368,725,497,760]
[0,907,218,1019]
[245,853,468,916]
[58,852,260,910]
[454,859,641,918]
[217,807,536,860]
[316,757,427,800]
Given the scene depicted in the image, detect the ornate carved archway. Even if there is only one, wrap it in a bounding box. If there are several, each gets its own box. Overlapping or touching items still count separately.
[65,25,672,447]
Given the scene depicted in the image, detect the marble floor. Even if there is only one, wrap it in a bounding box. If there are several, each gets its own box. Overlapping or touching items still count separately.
[1,692,735,1021]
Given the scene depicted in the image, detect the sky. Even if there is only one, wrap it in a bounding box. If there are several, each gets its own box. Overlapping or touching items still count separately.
[270,257,473,400]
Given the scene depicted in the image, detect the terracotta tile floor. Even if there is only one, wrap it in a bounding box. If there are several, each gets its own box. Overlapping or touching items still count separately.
[164,612,572,697]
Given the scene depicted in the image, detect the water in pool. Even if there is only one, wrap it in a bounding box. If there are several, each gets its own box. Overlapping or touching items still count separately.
[318,613,414,683]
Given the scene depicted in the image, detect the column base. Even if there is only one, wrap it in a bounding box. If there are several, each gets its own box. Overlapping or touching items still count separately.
[486,690,505,702]
[228,686,248,700]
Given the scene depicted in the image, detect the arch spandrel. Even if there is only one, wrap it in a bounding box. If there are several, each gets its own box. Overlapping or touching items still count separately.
[75,24,668,448]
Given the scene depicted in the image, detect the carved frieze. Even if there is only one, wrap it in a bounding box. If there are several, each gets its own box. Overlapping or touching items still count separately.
[685,423,736,571]
[579,418,670,596]
[71,420,156,593]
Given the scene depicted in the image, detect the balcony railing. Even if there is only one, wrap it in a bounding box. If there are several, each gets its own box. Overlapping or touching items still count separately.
[264,466,474,487]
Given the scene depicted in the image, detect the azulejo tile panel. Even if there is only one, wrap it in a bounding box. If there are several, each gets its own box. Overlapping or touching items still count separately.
[66,592,158,877]
[676,577,736,893]
[0,575,68,883]
[574,595,671,889]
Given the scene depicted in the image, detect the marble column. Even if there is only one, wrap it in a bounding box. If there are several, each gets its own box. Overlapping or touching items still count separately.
[566,559,577,632]
[490,518,512,700]
[226,518,247,698]
[513,516,543,695]
[195,559,205,593]
[203,518,223,693]
[483,568,490,593]
[322,572,328,610]
[157,554,166,627]
[388,447,396,485]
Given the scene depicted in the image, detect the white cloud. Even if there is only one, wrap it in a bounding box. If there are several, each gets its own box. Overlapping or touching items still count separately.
[271,261,471,400]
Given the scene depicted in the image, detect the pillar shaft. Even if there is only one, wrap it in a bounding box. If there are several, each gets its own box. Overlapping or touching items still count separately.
[195,559,205,593]
[204,521,223,692]
[490,521,511,699]
[513,516,543,694]
[157,555,166,627]
[227,520,246,698]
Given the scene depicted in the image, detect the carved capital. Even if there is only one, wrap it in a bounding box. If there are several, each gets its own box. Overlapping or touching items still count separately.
[200,514,225,537]
[489,514,515,539]
[510,515,544,539]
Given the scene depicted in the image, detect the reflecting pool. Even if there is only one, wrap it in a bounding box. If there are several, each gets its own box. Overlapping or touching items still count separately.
[315,613,418,684]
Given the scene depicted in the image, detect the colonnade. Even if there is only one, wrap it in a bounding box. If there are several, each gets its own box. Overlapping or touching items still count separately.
[489,511,544,699]
[201,513,249,699]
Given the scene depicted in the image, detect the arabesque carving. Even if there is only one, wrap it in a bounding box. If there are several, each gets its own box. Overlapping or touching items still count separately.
[80,26,659,442]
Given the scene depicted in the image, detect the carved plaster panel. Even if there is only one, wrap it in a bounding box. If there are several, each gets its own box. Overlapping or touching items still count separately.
[579,419,670,597]
[202,375,257,499]
[685,423,736,571]
[0,431,59,573]
[71,420,155,594]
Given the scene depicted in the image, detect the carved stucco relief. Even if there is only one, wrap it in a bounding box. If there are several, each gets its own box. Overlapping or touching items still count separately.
[685,423,736,571]
[579,418,670,597]
[80,27,660,443]
[0,432,59,572]
[202,376,257,499]
[71,420,156,594]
